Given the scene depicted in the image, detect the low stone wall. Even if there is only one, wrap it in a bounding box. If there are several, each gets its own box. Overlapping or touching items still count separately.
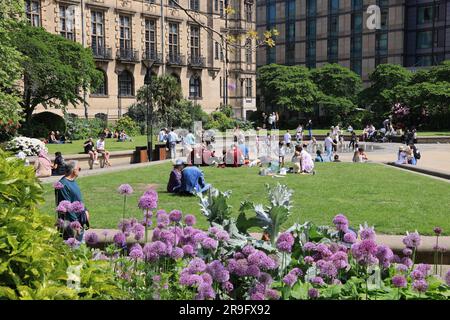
[386,162,450,180]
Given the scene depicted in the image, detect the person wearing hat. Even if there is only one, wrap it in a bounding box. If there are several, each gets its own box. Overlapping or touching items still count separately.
[167,159,185,193]
[395,146,408,165]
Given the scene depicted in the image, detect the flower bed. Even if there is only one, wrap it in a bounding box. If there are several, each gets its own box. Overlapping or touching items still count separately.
[6,136,47,156]
[58,184,450,300]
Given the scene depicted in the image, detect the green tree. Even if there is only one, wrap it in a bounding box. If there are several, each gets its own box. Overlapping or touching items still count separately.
[14,25,101,125]
[257,64,319,114]
[359,64,412,120]
[0,0,25,139]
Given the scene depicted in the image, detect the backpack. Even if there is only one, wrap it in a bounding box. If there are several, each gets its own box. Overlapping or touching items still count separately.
[415,150,421,160]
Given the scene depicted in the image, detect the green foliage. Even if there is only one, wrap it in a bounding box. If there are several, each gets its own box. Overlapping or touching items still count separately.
[205,110,237,131]
[65,116,105,141]
[19,112,66,139]
[13,24,101,123]
[0,150,127,299]
[0,0,25,139]
[114,115,140,137]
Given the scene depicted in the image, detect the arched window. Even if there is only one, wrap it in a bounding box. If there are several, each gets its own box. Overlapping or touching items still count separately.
[92,69,107,95]
[118,70,134,96]
[189,75,201,98]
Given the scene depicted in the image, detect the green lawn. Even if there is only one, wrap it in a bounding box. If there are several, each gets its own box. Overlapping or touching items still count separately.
[39,162,450,235]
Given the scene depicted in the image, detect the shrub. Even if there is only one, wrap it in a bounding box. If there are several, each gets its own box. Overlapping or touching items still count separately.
[0,151,127,299]
[65,117,105,141]
[113,115,140,137]
[5,136,47,156]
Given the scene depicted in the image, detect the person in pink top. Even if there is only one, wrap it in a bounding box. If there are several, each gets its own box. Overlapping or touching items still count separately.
[34,150,52,177]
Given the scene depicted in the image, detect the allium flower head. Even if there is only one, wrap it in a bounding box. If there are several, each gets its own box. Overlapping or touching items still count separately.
[129,244,144,260]
[71,201,85,213]
[412,279,428,293]
[85,232,98,245]
[242,245,256,256]
[392,275,407,288]
[202,237,218,250]
[118,184,133,195]
[402,248,413,256]
[445,270,450,286]
[433,227,442,236]
[343,232,357,243]
[157,212,170,228]
[310,276,325,286]
[182,244,195,256]
[333,214,349,232]
[276,232,295,253]
[359,224,376,240]
[403,231,421,249]
[376,245,394,269]
[65,237,80,249]
[304,256,315,264]
[188,257,207,273]
[138,194,157,210]
[184,214,196,226]
[55,218,65,229]
[53,181,64,190]
[283,273,298,287]
[171,247,184,260]
[169,210,182,223]
[69,221,82,231]
[113,232,127,247]
[222,281,234,293]
[396,264,409,273]
[303,242,316,252]
[56,200,72,213]
[308,288,320,299]
[265,289,280,300]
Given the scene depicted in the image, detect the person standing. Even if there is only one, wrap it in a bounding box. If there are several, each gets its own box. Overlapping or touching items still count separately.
[349,131,357,150]
[296,124,303,143]
[56,161,90,240]
[268,113,274,130]
[324,132,337,162]
[275,112,280,129]
[283,130,292,149]
[158,128,167,143]
[306,120,313,139]
[261,112,267,129]
[167,128,179,159]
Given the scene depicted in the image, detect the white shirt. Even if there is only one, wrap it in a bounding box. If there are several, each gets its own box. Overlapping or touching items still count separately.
[96,139,105,150]
[167,131,178,143]
[185,133,195,145]
[158,131,167,142]
[324,136,334,150]
[268,115,274,124]
[284,132,291,144]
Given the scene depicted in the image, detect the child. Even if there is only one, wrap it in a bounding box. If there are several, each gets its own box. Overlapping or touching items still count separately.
[349,132,357,150]
[315,150,324,162]
[333,154,341,162]
[278,141,286,167]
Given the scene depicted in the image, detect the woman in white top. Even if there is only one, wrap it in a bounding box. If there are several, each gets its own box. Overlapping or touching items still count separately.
[96,137,111,166]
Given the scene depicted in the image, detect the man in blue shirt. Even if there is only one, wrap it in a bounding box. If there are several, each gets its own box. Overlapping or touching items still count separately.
[179,165,210,195]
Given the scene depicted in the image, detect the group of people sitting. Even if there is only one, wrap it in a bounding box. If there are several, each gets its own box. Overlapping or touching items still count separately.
[395,144,421,165]
[47,131,66,144]
[83,136,111,168]
[167,160,210,195]
[34,150,67,177]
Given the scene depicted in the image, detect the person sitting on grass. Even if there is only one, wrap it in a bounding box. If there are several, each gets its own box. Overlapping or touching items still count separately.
[167,160,185,193]
[225,144,244,167]
[56,161,90,241]
[315,150,324,162]
[178,164,210,195]
[333,154,341,162]
[352,147,368,163]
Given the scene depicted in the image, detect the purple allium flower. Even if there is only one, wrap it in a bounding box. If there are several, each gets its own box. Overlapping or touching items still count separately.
[376,245,394,269]
[343,232,357,243]
[310,276,325,286]
[196,284,216,300]
[188,257,207,273]
[113,232,126,247]
[242,245,256,256]
[331,251,349,269]
[359,226,376,240]
[333,214,349,232]
[308,288,320,299]
[403,231,421,249]
[233,259,249,277]
[412,279,428,293]
[201,273,213,286]
[433,227,442,236]
[118,219,132,233]
[316,244,333,258]
[303,242,316,252]
[208,226,220,235]
[318,260,338,279]
[258,273,273,286]
[201,237,218,250]
[222,281,234,293]
[85,232,98,245]
[415,264,431,276]
[265,289,280,300]
[157,212,170,228]
[118,184,133,195]
[169,210,182,223]
[71,201,85,213]
[304,256,315,264]
[138,194,157,211]
[184,214,196,226]
[401,257,413,268]
[69,221,82,231]
[182,244,195,256]
[171,247,184,260]
[392,275,407,288]
[396,264,409,273]
[55,218,65,229]
[159,230,175,245]
[283,273,298,287]
[402,248,413,256]
[351,239,379,266]
[53,181,64,190]
[246,264,261,277]
[207,260,229,283]
[56,200,72,213]
[216,231,230,242]
[129,244,144,260]
[410,269,425,280]
[65,237,80,249]
[276,232,295,253]
[250,292,265,300]
[144,188,158,200]
[151,241,168,256]
[445,270,450,286]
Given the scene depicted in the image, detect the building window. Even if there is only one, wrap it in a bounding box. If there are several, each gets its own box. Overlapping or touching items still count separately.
[118,70,134,96]
[59,5,75,41]
[329,15,338,36]
[245,2,253,22]
[286,21,295,42]
[351,35,362,57]
[267,0,276,25]
[215,0,219,11]
[351,0,362,11]
[286,0,295,21]
[169,0,176,8]
[145,19,157,59]
[119,16,132,51]
[376,32,388,56]
[267,46,275,64]
[190,0,199,11]
[380,9,388,30]
[417,31,432,49]
[245,39,252,64]
[307,19,316,39]
[26,0,41,27]
[286,43,295,65]
[245,79,252,98]
[329,0,339,14]
[220,0,224,17]
[351,60,362,75]
[306,0,316,17]
[215,42,220,60]
[351,13,362,33]
[93,69,107,95]
[190,25,200,57]
[416,55,433,67]
[417,6,433,25]
[306,41,316,68]
[91,11,105,54]
[189,75,201,98]
[327,38,338,61]
[169,23,179,58]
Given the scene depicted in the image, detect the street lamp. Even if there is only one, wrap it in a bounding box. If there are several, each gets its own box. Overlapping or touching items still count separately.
[145,69,153,161]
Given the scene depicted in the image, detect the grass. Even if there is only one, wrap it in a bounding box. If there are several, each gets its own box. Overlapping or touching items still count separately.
[39,162,450,235]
